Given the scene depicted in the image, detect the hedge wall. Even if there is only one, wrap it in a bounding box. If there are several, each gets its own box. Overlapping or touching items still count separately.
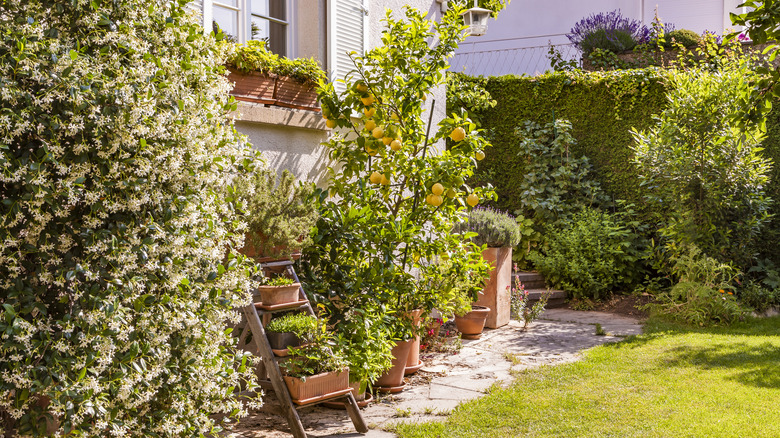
[454,68,780,263]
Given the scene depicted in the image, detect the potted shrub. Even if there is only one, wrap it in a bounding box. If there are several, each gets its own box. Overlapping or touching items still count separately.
[253,276,302,308]
[452,207,521,328]
[234,167,318,262]
[225,40,326,111]
[265,313,318,356]
[279,326,350,405]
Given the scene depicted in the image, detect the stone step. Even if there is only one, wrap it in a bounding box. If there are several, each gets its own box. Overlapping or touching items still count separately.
[525,288,567,309]
[513,271,546,289]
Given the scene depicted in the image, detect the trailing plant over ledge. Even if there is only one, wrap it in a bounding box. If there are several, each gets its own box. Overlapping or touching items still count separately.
[226,40,326,86]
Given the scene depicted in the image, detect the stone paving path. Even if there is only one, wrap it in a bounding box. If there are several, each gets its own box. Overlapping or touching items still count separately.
[226,309,643,438]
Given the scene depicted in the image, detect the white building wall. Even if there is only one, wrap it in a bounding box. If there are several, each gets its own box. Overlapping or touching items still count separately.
[452,0,747,77]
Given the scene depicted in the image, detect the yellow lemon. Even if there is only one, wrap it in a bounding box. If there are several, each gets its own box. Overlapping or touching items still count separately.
[380,174,391,185]
[364,107,376,118]
[431,183,444,196]
[390,139,402,151]
[365,143,378,156]
[466,193,479,207]
[369,171,382,184]
[361,95,375,106]
[365,119,376,131]
[326,119,337,129]
[475,150,485,161]
[450,127,466,142]
[372,126,384,139]
[428,194,443,207]
[382,136,393,145]
[356,82,368,93]
[446,188,457,198]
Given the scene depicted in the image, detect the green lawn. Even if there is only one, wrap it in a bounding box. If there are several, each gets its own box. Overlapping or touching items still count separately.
[393,317,780,438]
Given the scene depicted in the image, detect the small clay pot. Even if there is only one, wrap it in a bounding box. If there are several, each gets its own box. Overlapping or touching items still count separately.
[373,339,413,391]
[454,305,491,340]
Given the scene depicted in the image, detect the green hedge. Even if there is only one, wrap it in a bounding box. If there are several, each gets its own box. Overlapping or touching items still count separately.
[453,68,780,263]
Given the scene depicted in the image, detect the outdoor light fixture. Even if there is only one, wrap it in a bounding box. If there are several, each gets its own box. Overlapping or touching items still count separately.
[460,0,490,36]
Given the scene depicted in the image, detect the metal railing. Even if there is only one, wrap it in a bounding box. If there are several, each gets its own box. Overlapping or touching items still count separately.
[450,43,581,77]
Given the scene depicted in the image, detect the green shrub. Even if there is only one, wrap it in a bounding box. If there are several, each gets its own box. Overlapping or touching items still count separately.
[266,313,318,336]
[0,0,259,434]
[738,281,780,313]
[452,207,521,248]
[529,208,647,300]
[664,29,701,48]
[226,40,326,85]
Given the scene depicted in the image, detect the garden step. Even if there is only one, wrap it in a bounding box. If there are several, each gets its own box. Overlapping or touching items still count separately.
[513,271,546,289]
[525,288,567,309]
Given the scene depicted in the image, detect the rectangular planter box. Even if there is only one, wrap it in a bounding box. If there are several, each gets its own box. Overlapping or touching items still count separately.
[227,68,277,104]
[283,369,350,404]
[475,246,512,329]
[274,76,320,112]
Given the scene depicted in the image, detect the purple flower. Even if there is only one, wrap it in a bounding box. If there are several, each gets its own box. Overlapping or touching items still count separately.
[567,10,650,55]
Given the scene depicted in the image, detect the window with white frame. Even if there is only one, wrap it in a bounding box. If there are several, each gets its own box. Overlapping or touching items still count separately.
[211,0,290,56]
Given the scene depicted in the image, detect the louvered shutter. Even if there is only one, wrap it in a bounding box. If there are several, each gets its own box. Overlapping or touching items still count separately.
[329,0,367,94]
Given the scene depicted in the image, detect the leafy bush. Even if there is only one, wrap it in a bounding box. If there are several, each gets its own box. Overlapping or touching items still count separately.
[0,0,260,435]
[234,168,318,260]
[738,281,780,313]
[664,29,701,48]
[266,313,318,336]
[567,10,650,55]
[514,120,608,225]
[646,245,749,325]
[631,58,772,272]
[226,40,326,85]
[452,207,521,248]
[529,208,646,300]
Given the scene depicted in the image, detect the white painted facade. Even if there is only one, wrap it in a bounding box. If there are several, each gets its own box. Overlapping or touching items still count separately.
[194,1,448,185]
[451,0,747,77]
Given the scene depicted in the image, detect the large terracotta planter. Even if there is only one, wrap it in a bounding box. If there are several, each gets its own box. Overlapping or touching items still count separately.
[227,68,277,104]
[283,369,350,405]
[275,76,320,111]
[476,247,512,328]
[455,305,491,340]
[253,283,301,306]
[404,309,424,375]
[373,339,413,392]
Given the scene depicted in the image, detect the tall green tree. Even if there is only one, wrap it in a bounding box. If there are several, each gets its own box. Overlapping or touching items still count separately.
[0,0,258,435]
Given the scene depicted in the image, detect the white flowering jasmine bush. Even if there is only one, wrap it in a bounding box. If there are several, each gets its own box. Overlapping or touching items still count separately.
[0,0,261,435]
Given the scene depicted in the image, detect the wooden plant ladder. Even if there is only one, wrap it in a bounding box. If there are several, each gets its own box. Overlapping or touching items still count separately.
[238,259,368,438]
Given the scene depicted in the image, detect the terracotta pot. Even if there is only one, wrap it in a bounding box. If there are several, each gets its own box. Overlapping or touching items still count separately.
[253,283,301,305]
[283,369,350,404]
[227,68,277,104]
[455,305,491,340]
[404,309,424,375]
[373,339,413,390]
[275,75,320,111]
[476,247,513,329]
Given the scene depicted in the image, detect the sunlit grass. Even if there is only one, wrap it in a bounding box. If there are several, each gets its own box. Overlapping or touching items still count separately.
[393,317,780,438]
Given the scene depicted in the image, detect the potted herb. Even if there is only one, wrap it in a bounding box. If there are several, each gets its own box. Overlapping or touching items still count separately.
[265,313,318,355]
[452,207,521,329]
[225,40,326,111]
[234,167,318,262]
[279,327,350,405]
[254,276,302,307]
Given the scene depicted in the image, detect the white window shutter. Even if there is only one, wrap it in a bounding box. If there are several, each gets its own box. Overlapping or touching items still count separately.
[329,0,367,94]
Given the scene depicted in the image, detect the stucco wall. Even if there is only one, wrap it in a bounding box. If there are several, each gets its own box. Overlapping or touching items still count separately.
[235,1,451,184]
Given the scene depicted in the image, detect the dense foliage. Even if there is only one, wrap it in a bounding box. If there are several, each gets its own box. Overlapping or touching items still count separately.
[225,40,326,86]
[529,208,646,300]
[0,0,260,435]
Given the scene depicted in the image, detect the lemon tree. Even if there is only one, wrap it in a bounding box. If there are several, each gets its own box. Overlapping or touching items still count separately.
[304,3,506,381]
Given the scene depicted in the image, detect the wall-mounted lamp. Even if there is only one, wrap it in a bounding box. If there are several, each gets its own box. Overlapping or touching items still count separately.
[460,1,491,36]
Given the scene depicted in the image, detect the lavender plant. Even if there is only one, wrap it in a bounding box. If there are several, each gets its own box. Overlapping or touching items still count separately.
[567,10,650,55]
[452,207,522,248]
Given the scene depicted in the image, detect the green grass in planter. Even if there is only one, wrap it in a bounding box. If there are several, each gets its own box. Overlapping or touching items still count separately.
[392,317,780,438]
[266,313,317,335]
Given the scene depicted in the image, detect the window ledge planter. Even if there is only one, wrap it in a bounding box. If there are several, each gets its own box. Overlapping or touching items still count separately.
[227,69,320,112]
[283,369,350,405]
